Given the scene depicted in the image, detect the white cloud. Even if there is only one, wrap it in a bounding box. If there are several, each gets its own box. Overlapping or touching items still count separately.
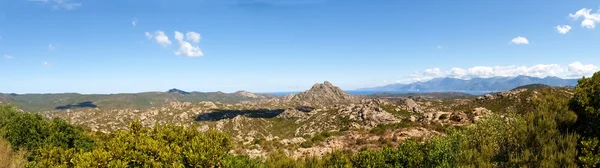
[397,62,598,83]
[437,45,442,49]
[174,31,184,41]
[152,31,172,47]
[132,19,137,27]
[569,8,600,29]
[510,36,529,45]
[4,54,12,59]
[29,0,82,10]
[581,19,596,29]
[146,30,204,57]
[48,44,55,50]
[186,32,201,43]
[567,62,599,77]
[556,25,572,34]
[174,31,203,57]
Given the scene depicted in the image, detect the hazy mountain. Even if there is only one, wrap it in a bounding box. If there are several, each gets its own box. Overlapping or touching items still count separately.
[0,89,269,112]
[357,76,578,92]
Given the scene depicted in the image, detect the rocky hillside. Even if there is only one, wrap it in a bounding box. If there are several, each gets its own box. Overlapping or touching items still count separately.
[286,81,356,105]
[36,82,567,159]
[0,89,271,112]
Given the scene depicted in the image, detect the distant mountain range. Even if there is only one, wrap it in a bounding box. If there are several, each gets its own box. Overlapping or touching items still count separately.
[356,76,579,92]
[0,89,276,112]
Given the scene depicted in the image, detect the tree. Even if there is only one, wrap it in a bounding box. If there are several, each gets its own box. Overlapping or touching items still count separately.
[570,71,600,167]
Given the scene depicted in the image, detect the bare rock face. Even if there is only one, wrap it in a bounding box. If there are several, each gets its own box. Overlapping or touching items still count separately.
[403,98,422,113]
[338,102,400,128]
[288,81,355,105]
[449,112,469,123]
[234,90,265,99]
[280,137,307,145]
[198,101,218,109]
[479,89,528,101]
[277,108,310,119]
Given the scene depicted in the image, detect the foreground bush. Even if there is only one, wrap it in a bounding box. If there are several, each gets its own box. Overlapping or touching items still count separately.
[32,121,231,167]
[0,105,94,158]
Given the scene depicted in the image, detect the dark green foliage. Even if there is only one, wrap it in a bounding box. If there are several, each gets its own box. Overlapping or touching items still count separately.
[0,105,94,155]
[322,151,352,168]
[224,155,265,168]
[571,71,600,137]
[352,140,425,168]
[300,140,313,148]
[57,121,232,167]
[578,138,600,167]
[369,121,411,135]
[571,71,600,166]
[265,150,300,168]
[438,114,448,120]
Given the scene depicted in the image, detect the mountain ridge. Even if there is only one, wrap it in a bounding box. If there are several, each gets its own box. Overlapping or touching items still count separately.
[357,76,578,92]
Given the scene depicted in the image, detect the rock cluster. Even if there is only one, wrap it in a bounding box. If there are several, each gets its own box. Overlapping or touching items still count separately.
[471,107,492,121]
[402,98,422,113]
[287,81,355,105]
[276,108,311,120]
[478,89,528,100]
[338,101,400,128]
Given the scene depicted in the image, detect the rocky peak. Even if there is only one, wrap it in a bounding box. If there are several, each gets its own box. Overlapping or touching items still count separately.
[167,88,190,95]
[289,81,354,105]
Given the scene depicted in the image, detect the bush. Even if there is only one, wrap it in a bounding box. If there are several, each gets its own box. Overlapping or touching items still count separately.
[224,155,265,168]
[571,71,600,166]
[300,141,313,148]
[0,105,94,155]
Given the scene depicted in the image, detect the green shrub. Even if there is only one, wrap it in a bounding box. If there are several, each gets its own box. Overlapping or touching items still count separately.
[439,114,449,120]
[300,141,313,148]
[224,155,265,168]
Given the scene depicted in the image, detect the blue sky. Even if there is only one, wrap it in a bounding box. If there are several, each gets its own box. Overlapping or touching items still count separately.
[1,0,599,93]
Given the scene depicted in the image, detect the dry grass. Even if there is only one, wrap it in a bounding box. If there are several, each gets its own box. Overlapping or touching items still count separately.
[0,137,27,168]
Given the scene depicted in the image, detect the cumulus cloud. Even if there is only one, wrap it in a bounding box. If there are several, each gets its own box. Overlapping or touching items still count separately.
[396,62,599,83]
[556,25,572,34]
[150,31,172,47]
[186,32,201,43]
[569,8,600,29]
[4,54,12,59]
[567,62,599,77]
[174,31,203,57]
[132,19,137,27]
[29,0,82,10]
[510,36,529,45]
[146,30,203,57]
